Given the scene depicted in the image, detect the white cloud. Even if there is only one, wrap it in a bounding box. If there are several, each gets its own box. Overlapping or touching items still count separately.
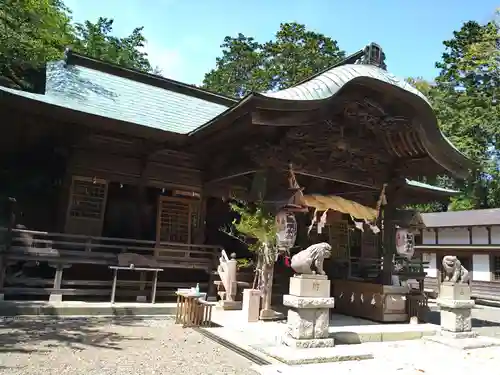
[142,41,184,80]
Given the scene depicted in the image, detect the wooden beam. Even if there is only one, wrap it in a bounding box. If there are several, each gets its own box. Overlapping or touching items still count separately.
[468,226,473,245]
[416,244,500,250]
[488,226,492,245]
[434,228,439,245]
[292,169,379,190]
[204,169,257,185]
[251,108,327,126]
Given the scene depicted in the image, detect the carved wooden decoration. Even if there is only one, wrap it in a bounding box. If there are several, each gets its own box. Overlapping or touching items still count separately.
[202,92,444,200]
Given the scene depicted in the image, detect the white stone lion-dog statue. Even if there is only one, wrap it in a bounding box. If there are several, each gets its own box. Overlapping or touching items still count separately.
[442,255,470,284]
[290,242,332,275]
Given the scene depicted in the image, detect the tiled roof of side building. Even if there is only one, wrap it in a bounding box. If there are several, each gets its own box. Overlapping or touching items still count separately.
[0,50,236,135]
[421,208,500,228]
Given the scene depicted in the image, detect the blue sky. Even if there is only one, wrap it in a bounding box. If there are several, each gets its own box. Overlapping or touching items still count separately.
[64,0,497,85]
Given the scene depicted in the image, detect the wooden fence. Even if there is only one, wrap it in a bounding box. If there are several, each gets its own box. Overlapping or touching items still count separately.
[0,227,221,302]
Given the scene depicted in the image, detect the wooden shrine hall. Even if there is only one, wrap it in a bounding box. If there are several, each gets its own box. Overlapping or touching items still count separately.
[0,44,473,316]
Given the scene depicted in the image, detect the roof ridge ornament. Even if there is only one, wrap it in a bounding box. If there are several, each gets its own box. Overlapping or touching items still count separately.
[355,43,387,70]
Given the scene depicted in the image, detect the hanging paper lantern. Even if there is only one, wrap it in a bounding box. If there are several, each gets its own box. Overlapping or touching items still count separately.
[395,228,415,259]
[276,211,297,252]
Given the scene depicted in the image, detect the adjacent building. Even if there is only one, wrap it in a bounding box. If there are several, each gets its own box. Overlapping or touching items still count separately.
[415,209,500,301]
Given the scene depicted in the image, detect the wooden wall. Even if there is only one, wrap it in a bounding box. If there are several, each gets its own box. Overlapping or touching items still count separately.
[56,133,204,239]
[70,134,202,189]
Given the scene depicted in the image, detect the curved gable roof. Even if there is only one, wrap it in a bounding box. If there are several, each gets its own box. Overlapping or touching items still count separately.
[263,64,427,102]
[255,64,475,178]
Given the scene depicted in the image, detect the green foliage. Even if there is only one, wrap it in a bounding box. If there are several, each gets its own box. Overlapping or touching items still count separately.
[0,1,155,91]
[202,22,345,98]
[236,258,254,270]
[0,0,74,89]
[228,201,277,254]
[72,18,153,72]
[412,13,500,210]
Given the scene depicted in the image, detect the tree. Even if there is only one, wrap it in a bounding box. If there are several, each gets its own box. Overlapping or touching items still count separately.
[203,22,345,98]
[227,201,281,320]
[72,17,153,72]
[0,0,74,90]
[409,12,500,210]
[0,3,155,91]
[433,15,500,210]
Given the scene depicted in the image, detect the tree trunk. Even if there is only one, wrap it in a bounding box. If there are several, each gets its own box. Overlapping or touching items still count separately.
[261,262,273,311]
[259,261,283,320]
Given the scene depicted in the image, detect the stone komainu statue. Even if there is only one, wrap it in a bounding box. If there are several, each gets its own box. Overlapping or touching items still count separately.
[442,255,470,284]
[290,242,332,275]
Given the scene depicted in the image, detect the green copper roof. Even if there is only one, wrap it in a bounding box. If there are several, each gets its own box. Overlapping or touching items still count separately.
[0,61,231,134]
[405,179,460,194]
[263,64,428,102]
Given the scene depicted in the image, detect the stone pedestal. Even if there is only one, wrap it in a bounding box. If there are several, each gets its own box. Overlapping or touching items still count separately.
[242,289,261,322]
[437,283,475,337]
[282,274,335,348]
[425,282,500,349]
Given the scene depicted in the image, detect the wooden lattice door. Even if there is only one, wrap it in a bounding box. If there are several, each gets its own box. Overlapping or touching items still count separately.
[156,196,200,244]
[65,176,108,236]
[328,220,349,260]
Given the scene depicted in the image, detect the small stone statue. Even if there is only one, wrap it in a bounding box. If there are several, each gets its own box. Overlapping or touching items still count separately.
[118,252,160,268]
[290,242,332,275]
[442,255,470,284]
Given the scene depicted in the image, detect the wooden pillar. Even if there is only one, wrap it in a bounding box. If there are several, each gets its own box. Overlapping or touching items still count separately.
[135,156,149,240]
[0,198,17,300]
[382,204,396,285]
[56,149,75,233]
[381,183,398,285]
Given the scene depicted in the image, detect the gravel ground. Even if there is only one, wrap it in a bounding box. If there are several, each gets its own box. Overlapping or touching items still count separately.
[0,317,257,375]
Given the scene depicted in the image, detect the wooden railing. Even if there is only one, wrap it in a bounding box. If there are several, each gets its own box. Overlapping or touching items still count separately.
[0,227,221,301]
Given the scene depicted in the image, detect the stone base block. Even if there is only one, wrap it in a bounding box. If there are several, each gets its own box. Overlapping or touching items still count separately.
[254,345,374,365]
[283,294,335,309]
[440,330,477,339]
[242,289,261,323]
[282,334,335,348]
[437,298,475,309]
[439,282,471,300]
[218,300,242,310]
[289,275,330,297]
[49,293,63,303]
[287,308,329,339]
[136,296,147,303]
[425,333,500,350]
[439,306,472,332]
[259,308,284,321]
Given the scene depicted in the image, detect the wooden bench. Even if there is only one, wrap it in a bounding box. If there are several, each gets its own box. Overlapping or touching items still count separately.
[109,266,163,304]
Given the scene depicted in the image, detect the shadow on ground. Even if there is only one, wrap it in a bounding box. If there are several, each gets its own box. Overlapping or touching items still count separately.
[426,311,500,328]
[0,316,159,354]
